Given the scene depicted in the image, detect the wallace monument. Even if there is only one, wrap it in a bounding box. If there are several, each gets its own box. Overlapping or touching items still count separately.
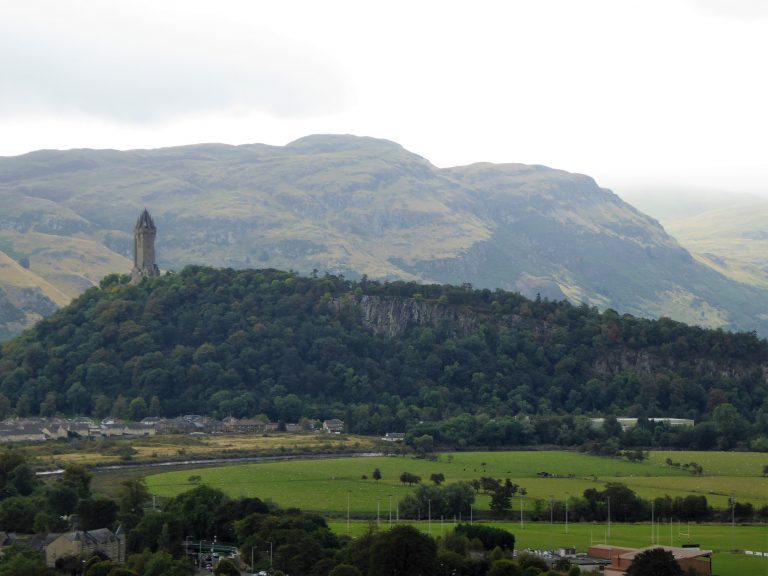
[131,208,160,284]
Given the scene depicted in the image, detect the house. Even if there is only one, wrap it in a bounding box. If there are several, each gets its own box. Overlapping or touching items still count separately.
[382,432,405,442]
[322,419,344,434]
[0,422,47,443]
[45,528,126,567]
[123,422,156,437]
[222,417,266,434]
[590,417,695,432]
[588,545,712,575]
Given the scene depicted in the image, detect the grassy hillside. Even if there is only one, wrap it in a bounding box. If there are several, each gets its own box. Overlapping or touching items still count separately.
[665,200,768,293]
[3,135,768,337]
[0,249,68,339]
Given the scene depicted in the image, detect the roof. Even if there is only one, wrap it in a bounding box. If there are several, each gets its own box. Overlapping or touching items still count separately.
[52,528,118,546]
[619,546,712,561]
[135,209,156,230]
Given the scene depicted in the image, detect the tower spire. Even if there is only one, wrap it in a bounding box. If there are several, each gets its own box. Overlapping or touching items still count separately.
[131,208,160,283]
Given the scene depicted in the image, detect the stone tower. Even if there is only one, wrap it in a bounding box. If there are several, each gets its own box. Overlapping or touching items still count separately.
[131,208,160,284]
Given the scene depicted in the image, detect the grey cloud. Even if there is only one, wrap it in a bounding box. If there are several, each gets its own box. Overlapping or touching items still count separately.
[0,6,350,123]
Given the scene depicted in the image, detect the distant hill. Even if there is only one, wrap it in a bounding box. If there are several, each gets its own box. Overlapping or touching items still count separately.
[2,134,768,337]
[1,267,765,449]
[664,199,768,291]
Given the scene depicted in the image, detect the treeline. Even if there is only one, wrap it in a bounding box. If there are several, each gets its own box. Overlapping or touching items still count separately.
[527,482,768,525]
[405,412,760,452]
[1,266,768,449]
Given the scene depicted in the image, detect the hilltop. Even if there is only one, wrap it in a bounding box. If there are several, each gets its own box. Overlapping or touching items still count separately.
[2,135,768,337]
[1,267,766,449]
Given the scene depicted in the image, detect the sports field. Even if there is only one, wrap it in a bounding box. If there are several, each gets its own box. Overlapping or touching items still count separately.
[325,520,768,576]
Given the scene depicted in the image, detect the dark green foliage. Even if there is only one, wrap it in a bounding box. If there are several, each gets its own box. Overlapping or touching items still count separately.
[234,508,340,575]
[399,482,475,519]
[142,551,194,576]
[625,547,683,576]
[487,559,522,576]
[116,478,150,532]
[0,451,34,499]
[518,553,549,572]
[0,495,38,532]
[329,564,362,576]
[1,266,767,447]
[399,472,421,486]
[0,545,54,576]
[77,498,117,530]
[368,525,437,576]
[213,558,240,575]
[455,524,515,551]
[164,484,225,539]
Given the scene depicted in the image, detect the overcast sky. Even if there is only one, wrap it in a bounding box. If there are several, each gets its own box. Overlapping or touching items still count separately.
[2,0,767,197]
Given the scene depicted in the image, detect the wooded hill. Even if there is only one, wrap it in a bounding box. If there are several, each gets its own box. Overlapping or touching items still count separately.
[1,267,767,449]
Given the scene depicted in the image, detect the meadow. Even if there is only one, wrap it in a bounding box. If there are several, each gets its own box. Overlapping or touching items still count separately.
[145,450,768,514]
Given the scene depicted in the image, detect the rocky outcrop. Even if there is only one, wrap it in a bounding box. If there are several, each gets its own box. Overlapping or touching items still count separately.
[333,295,767,382]
[330,295,481,338]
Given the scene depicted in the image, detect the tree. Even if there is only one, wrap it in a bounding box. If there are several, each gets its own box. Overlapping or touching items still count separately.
[430,473,445,486]
[66,381,90,414]
[0,545,55,576]
[39,391,58,417]
[368,526,437,576]
[329,564,362,576]
[63,464,93,499]
[372,468,382,483]
[77,498,119,530]
[149,395,162,417]
[626,548,683,576]
[489,479,519,516]
[413,434,435,457]
[487,559,521,576]
[400,472,421,486]
[117,478,150,531]
[213,558,240,575]
[128,397,148,421]
[143,551,194,576]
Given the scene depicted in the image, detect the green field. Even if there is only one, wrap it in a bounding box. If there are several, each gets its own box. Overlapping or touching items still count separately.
[145,450,768,514]
[144,451,768,575]
[325,520,768,576]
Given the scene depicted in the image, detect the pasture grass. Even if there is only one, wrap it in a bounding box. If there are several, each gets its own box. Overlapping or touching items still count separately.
[145,450,768,513]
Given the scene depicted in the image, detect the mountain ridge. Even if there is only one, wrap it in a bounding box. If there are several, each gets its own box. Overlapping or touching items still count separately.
[1,134,767,337]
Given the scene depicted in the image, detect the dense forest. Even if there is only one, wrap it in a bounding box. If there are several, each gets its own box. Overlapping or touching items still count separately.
[1,266,768,450]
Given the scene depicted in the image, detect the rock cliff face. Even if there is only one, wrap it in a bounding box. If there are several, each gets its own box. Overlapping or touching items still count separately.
[331,295,481,337]
[335,295,766,381]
